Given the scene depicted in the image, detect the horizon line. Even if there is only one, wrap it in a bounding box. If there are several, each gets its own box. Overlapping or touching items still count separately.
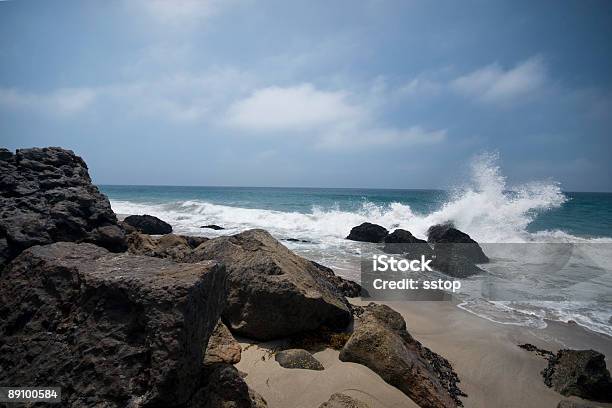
[96,183,612,194]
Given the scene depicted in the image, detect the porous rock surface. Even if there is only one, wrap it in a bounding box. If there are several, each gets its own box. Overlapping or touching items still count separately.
[0,147,126,267]
[185,229,352,340]
[0,242,227,407]
[543,349,612,402]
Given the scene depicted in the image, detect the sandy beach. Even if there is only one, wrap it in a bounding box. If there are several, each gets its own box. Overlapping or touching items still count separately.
[237,299,612,408]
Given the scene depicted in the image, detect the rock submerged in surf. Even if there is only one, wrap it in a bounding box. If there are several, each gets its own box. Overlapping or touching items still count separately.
[346,222,389,243]
[201,224,225,230]
[427,223,488,278]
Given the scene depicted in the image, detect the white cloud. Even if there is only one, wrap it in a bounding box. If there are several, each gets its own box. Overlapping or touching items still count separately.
[0,68,253,123]
[224,83,446,149]
[451,57,546,104]
[0,87,96,116]
[225,84,364,132]
[318,125,447,149]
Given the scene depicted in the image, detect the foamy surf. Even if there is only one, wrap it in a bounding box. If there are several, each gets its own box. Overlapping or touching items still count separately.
[107,153,612,337]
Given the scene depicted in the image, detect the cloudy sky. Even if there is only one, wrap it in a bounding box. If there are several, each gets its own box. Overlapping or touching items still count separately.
[1,0,611,191]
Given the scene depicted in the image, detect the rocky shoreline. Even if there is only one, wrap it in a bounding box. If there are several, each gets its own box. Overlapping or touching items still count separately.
[1,147,611,408]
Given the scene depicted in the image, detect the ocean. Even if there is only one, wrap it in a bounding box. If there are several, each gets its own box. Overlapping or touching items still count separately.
[101,157,612,336]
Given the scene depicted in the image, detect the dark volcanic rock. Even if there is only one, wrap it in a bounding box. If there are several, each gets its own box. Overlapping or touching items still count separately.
[318,393,370,408]
[518,343,555,359]
[185,229,352,341]
[346,222,389,243]
[427,223,489,263]
[426,223,488,278]
[383,228,434,258]
[204,321,242,366]
[189,363,267,408]
[339,303,464,408]
[0,147,126,267]
[309,260,365,298]
[284,238,313,243]
[124,214,173,235]
[542,349,612,401]
[201,224,225,230]
[0,242,227,407]
[275,349,324,370]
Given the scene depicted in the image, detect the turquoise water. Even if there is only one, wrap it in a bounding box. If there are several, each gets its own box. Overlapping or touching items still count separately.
[102,185,612,239]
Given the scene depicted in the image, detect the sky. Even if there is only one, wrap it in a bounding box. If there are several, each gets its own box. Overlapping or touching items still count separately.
[0,0,611,191]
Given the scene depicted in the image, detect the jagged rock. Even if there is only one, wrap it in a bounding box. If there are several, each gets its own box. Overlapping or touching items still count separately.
[185,229,352,341]
[557,400,600,408]
[275,349,324,370]
[189,363,267,408]
[126,233,209,262]
[318,393,370,408]
[339,303,464,408]
[518,343,555,359]
[309,260,365,298]
[346,222,389,243]
[0,242,227,407]
[123,214,172,235]
[205,321,242,365]
[127,232,194,261]
[0,147,126,267]
[543,349,612,401]
[201,224,225,230]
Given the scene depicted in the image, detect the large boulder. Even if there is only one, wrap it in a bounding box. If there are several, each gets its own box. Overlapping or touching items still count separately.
[0,147,126,267]
[339,303,464,408]
[185,229,352,341]
[543,349,612,401]
[0,242,227,407]
[123,214,173,235]
[346,222,389,243]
